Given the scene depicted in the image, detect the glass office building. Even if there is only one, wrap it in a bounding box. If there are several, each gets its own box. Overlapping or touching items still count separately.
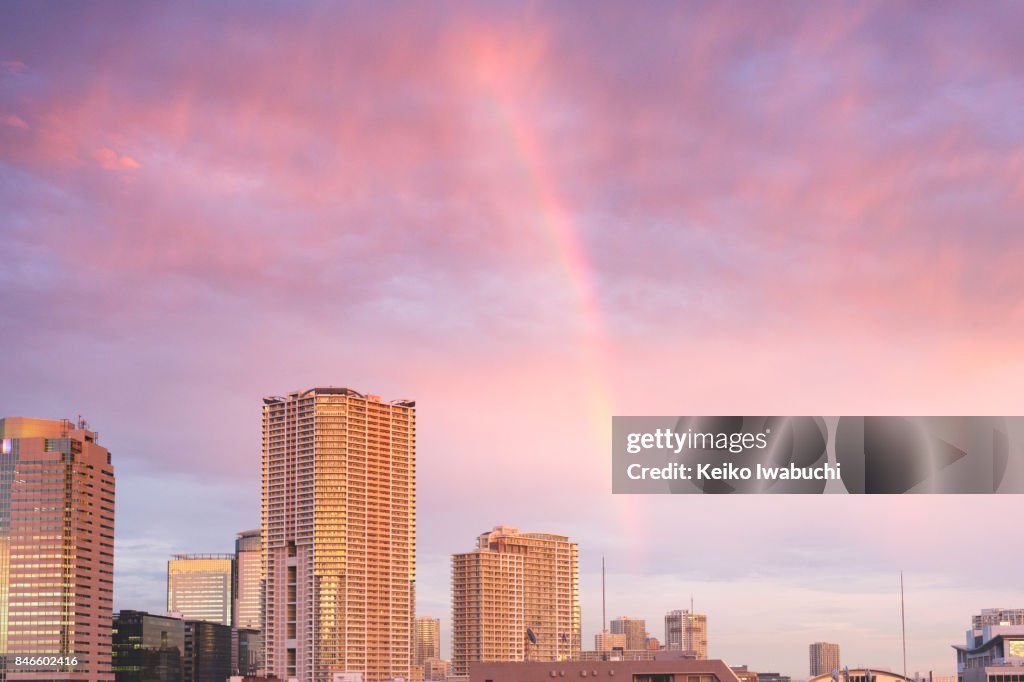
[167,554,234,626]
[112,610,185,682]
[0,417,116,682]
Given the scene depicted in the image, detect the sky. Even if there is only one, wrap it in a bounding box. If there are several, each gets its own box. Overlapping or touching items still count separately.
[2,2,1024,678]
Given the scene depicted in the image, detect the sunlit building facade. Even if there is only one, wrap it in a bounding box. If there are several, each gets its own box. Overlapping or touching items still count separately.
[665,610,708,659]
[0,416,116,682]
[423,658,451,682]
[234,530,261,630]
[262,388,416,682]
[451,526,580,676]
[415,617,441,665]
[809,642,840,677]
[594,632,627,652]
[167,554,234,626]
[611,617,647,651]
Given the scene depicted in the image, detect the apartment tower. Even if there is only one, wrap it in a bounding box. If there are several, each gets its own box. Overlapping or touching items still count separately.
[665,610,708,659]
[809,642,840,677]
[414,617,441,665]
[167,554,234,625]
[0,417,116,682]
[262,388,416,682]
[451,526,580,676]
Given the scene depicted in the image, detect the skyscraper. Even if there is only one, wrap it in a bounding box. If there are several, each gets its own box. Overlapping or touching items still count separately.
[234,529,261,630]
[262,388,416,682]
[664,610,707,659]
[167,554,234,626]
[610,617,647,651]
[0,416,116,682]
[415,617,441,665]
[451,525,580,676]
[809,642,840,677]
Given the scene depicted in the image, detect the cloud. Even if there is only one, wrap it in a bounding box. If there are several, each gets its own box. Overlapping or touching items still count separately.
[2,114,28,129]
[2,3,1024,677]
[92,146,140,170]
[0,59,27,74]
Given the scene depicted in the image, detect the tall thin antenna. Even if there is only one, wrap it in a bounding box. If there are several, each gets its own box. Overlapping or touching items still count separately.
[690,595,694,614]
[602,556,607,632]
[901,571,907,680]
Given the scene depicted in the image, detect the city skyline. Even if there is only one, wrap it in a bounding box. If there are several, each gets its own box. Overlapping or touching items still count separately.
[2,406,1017,679]
[3,2,1024,680]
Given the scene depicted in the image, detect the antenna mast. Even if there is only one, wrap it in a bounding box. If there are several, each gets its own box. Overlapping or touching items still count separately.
[602,556,606,632]
[901,571,907,680]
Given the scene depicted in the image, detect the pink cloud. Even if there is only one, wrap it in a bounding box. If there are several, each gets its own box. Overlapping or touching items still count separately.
[2,114,28,129]
[0,59,27,74]
[92,146,140,170]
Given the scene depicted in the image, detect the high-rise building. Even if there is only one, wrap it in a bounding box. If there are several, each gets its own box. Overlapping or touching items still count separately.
[234,530,261,630]
[664,610,707,659]
[809,642,840,677]
[112,610,185,682]
[610,617,647,651]
[262,388,416,682]
[0,416,116,682]
[183,620,232,682]
[415,617,441,665]
[451,525,580,676]
[167,554,234,626]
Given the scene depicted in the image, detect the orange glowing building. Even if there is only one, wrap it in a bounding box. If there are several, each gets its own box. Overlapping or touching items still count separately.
[0,417,115,682]
[261,388,416,682]
[451,526,580,676]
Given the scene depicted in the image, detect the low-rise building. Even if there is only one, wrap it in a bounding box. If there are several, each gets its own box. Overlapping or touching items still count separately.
[470,658,743,682]
[954,625,1024,682]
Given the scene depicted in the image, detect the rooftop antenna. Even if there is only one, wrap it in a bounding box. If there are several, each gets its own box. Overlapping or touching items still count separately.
[901,571,907,680]
[602,555,606,632]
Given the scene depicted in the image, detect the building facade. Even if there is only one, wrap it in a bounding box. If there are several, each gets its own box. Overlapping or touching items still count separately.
[112,610,185,682]
[423,658,451,682]
[955,623,1024,682]
[168,554,234,626]
[973,610,1024,633]
[595,632,627,652]
[611,617,648,651]
[665,611,708,659]
[451,526,580,676]
[415,617,441,665]
[184,620,233,682]
[469,659,744,682]
[809,642,841,677]
[262,388,416,682]
[0,417,116,682]
[809,670,914,682]
[235,629,262,677]
[234,530,262,630]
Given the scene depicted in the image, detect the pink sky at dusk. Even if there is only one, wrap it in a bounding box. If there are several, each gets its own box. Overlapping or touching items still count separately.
[2,2,1024,678]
